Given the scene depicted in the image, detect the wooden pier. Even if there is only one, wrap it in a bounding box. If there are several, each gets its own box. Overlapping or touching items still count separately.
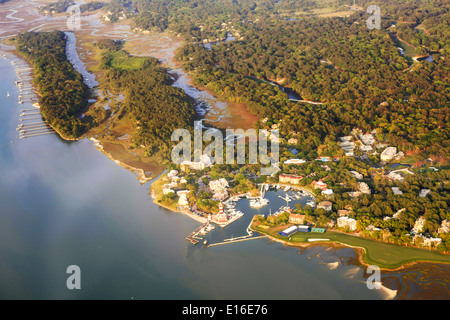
[186,221,209,245]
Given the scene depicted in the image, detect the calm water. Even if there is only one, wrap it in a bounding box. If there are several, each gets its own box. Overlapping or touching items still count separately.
[0,56,386,300]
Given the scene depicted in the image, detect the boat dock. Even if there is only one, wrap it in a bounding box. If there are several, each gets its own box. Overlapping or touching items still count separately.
[186,221,214,245]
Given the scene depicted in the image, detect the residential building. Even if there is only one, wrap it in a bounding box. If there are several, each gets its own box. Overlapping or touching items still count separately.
[419,189,431,198]
[360,145,373,152]
[337,216,357,231]
[177,190,190,208]
[338,209,350,217]
[350,171,363,180]
[366,225,381,231]
[312,180,327,191]
[340,136,353,143]
[359,133,375,145]
[413,235,442,247]
[391,187,403,195]
[209,178,229,201]
[392,208,406,219]
[283,159,306,165]
[380,147,397,161]
[412,216,426,234]
[358,182,371,194]
[317,201,332,211]
[279,174,303,184]
[438,220,450,234]
[387,171,404,181]
[289,214,305,224]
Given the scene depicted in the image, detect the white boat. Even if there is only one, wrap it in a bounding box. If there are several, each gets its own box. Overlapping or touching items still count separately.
[7,91,10,97]
[249,197,269,208]
[278,195,291,202]
[306,200,316,207]
[284,186,291,191]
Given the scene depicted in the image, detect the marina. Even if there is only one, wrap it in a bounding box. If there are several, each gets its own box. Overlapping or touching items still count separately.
[184,185,316,247]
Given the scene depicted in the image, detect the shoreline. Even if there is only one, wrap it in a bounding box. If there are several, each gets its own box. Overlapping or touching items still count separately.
[89,137,155,184]
[251,225,450,272]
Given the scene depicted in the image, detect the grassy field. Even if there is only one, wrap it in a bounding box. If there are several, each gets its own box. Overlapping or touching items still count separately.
[109,50,148,71]
[252,222,450,269]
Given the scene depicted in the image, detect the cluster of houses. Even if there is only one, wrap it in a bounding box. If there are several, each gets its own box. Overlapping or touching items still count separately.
[103,10,132,22]
[208,178,229,201]
[389,187,431,198]
[382,210,447,247]
[338,129,404,161]
[312,179,334,195]
[162,170,188,195]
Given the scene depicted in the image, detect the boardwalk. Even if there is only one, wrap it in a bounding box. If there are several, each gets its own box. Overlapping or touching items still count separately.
[208,236,266,247]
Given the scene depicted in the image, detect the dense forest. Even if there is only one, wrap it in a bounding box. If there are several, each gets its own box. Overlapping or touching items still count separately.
[99,0,449,158]
[100,43,197,157]
[174,3,449,158]
[15,31,90,139]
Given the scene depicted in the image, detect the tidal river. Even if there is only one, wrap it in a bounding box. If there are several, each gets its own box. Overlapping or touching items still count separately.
[0,55,390,300]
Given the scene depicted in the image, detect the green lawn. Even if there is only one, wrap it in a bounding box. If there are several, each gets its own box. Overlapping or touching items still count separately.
[252,223,450,269]
[109,51,148,71]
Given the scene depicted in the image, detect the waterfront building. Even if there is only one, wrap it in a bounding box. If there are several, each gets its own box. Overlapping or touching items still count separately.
[279,173,303,184]
[312,180,327,191]
[279,225,298,237]
[297,225,311,233]
[177,190,190,209]
[289,214,305,224]
[216,202,228,223]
